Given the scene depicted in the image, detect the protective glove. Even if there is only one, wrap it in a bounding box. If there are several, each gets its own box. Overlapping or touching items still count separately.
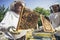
[8,26,20,34]
[55,27,60,32]
[39,26,44,32]
[0,27,7,32]
[8,26,15,32]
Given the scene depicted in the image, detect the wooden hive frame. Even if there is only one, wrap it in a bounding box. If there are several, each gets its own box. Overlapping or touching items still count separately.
[40,14,55,32]
[16,7,39,31]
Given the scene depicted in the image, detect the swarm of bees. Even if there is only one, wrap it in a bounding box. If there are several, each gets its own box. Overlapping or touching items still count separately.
[17,8,39,29]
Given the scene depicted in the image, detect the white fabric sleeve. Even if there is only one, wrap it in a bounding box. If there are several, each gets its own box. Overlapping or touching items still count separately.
[0,12,14,39]
[0,11,11,31]
[1,12,10,28]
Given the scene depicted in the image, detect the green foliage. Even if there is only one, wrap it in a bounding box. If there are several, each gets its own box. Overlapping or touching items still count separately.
[0,5,9,22]
[34,7,50,16]
[33,7,50,26]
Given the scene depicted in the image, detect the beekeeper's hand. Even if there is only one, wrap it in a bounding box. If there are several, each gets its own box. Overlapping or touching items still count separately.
[8,26,20,34]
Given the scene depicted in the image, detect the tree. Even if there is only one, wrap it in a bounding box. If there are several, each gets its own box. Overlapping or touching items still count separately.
[33,7,50,26]
[34,7,50,16]
[0,5,9,22]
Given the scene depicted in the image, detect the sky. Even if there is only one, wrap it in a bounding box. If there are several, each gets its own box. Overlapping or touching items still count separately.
[0,0,60,10]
